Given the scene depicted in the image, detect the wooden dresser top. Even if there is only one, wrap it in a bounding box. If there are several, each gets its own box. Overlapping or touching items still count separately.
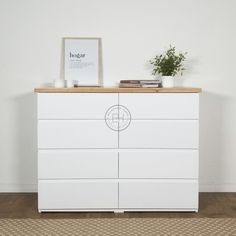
[34,87,202,93]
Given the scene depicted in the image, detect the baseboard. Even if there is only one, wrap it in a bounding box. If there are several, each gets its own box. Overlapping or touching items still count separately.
[199,183,236,192]
[0,184,37,192]
[0,183,236,193]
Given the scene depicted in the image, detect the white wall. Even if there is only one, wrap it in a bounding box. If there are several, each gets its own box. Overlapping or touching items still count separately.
[0,0,236,192]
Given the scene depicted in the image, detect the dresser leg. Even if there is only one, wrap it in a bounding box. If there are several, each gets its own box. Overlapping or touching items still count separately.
[114,210,124,213]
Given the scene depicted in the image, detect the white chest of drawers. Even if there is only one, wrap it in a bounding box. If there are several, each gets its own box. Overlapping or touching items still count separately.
[36,87,201,212]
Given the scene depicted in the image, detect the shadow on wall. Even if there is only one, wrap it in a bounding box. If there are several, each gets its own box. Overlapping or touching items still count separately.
[15,92,37,192]
[199,91,225,192]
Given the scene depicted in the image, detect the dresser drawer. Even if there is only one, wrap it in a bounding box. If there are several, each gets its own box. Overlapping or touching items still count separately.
[119,180,198,209]
[38,150,118,179]
[38,180,118,210]
[119,93,199,119]
[119,150,198,179]
[119,120,198,148]
[38,120,118,149]
[38,93,118,119]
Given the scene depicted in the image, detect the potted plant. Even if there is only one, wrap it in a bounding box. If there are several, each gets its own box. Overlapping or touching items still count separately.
[150,46,187,88]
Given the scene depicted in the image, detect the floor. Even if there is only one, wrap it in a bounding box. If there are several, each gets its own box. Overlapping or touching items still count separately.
[0,193,236,218]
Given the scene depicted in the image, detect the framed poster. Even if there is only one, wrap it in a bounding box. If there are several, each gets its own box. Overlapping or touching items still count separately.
[64,37,102,86]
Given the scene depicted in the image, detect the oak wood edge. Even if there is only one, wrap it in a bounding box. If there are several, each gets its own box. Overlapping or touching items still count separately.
[34,87,202,93]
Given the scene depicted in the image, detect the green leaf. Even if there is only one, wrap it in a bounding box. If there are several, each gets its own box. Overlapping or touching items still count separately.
[149,45,187,76]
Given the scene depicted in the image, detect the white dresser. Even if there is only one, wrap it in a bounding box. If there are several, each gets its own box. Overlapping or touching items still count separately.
[36,87,201,212]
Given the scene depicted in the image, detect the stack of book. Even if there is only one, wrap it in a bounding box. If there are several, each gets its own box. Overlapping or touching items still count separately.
[119,80,161,88]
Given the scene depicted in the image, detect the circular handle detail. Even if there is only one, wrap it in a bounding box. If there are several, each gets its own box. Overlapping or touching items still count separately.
[105,105,131,131]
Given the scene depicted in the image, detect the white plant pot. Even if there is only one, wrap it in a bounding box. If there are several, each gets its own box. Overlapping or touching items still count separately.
[162,76,174,88]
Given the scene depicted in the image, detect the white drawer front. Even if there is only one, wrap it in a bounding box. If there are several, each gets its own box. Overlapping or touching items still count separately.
[119,120,198,148]
[38,180,118,210]
[119,150,198,179]
[38,150,118,179]
[119,180,198,209]
[119,93,199,119]
[38,93,118,119]
[38,120,118,149]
